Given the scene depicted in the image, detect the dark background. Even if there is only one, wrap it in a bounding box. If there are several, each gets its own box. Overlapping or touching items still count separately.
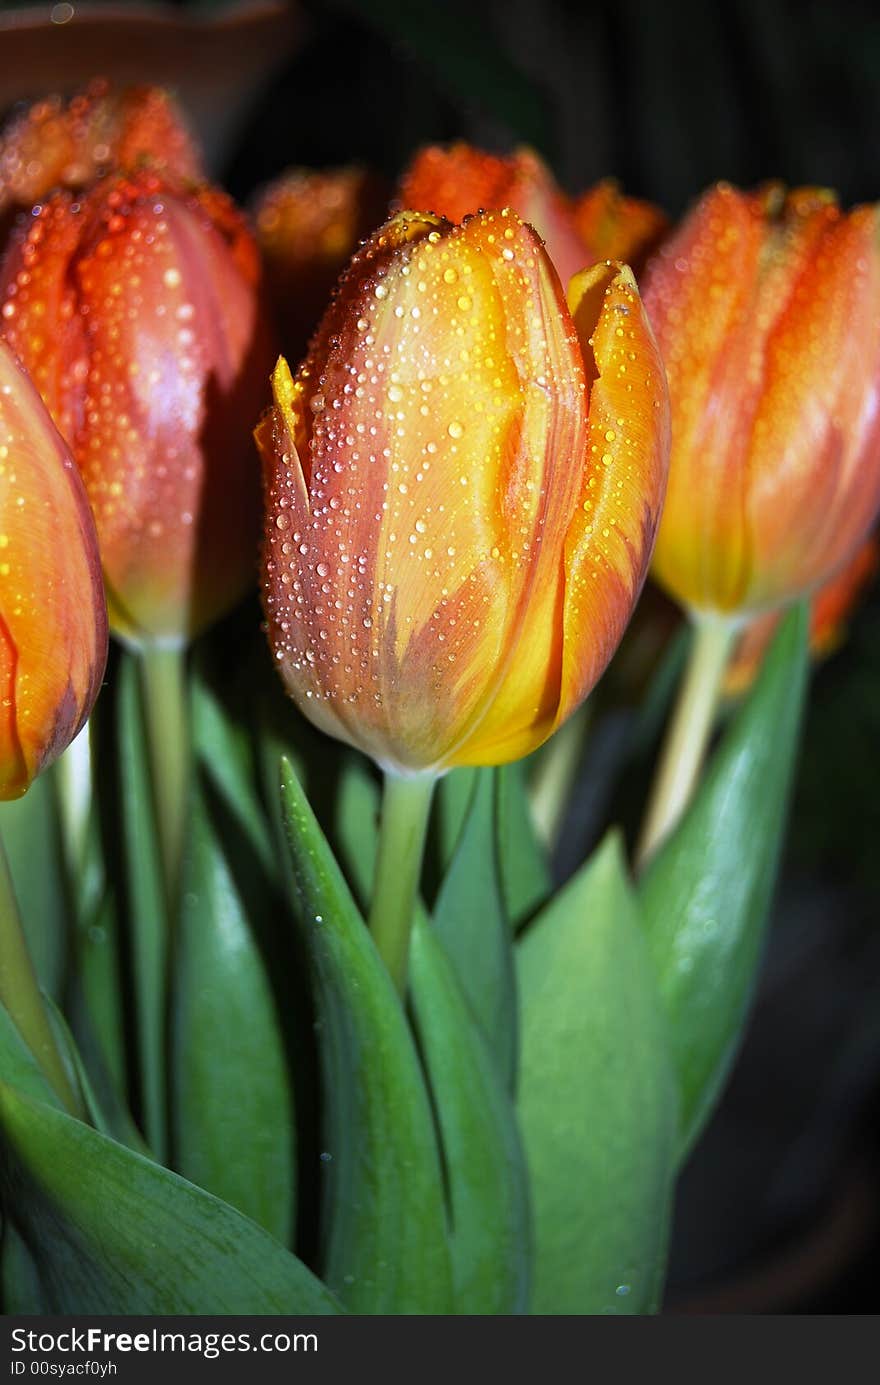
[4,0,880,1314]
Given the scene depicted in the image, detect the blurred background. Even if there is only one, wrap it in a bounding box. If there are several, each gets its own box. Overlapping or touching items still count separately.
[2,0,879,1314]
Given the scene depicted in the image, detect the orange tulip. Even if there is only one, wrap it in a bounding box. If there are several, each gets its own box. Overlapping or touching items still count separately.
[642,183,880,617]
[396,144,589,288]
[254,166,388,356]
[725,534,879,696]
[258,209,669,773]
[572,179,668,275]
[0,170,274,646]
[0,340,107,799]
[0,79,202,216]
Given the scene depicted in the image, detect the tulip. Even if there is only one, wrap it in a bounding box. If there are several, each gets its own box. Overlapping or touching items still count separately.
[254,166,388,357]
[636,184,880,863]
[0,340,106,1114]
[642,183,880,617]
[259,207,668,986]
[0,340,107,799]
[0,168,274,646]
[725,535,879,697]
[259,207,668,772]
[0,79,202,217]
[396,144,589,287]
[572,179,668,275]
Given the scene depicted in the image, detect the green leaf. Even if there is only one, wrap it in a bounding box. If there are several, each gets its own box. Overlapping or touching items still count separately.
[409,915,530,1314]
[2,1222,47,1315]
[639,604,809,1155]
[496,761,551,929]
[433,767,478,875]
[0,1000,60,1108]
[172,771,295,1243]
[116,651,168,1158]
[0,771,66,996]
[433,770,517,1088]
[0,1084,340,1314]
[191,661,277,879]
[517,833,678,1315]
[279,757,453,1314]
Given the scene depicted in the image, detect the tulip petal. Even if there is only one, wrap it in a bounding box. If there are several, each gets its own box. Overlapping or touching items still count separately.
[0,342,107,798]
[552,262,669,729]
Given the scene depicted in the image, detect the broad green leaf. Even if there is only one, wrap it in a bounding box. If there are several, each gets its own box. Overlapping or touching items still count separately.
[639,604,809,1155]
[0,771,66,996]
[117,651,168,1158]
[279,758,453,1314]
[433,770,517,1088]
[0,1084,340,1314]
[496,761,551,929]
[172,771,294,1243]
[517,833,678,1315]
[409,915,530,1314]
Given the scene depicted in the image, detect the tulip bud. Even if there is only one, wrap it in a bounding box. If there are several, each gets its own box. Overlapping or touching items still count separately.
[572,179,669,275]
[642,183,880,616]
[254,166,389,357]
[0,170,274,645]
[396,144,589,287]
[0,340,107,799]
[725,534,879,697]
[258,209,669,773]
[0,79,202,216]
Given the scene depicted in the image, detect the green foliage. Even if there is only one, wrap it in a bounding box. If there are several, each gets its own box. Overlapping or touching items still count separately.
[639,605,809,1154]
[410,915,531,1313]
[278,758,453,1314]
[517,834,678,1315]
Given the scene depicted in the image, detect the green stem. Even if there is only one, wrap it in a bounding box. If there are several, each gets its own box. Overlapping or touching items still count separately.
[0,828,79,1114]
[139,644,190,904]
[635,616,736,870]
[54,723,93,887]
[530,703,591,847]
[368,773,436,995]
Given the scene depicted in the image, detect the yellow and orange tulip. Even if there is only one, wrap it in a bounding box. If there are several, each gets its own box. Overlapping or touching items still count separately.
[643,183,880,617]
[0,170,274,646]
[258,208,669,773]
[396,143,589,288]
[254,166,388,356]
[0,79,202,216]
[0,340,107,799]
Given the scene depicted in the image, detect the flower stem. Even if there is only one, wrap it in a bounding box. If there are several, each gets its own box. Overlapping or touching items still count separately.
[368,773,436,995]
[139,644,189,904]
[0,828,79,1114]
[54,723,93,885]
[635,616,736,870]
